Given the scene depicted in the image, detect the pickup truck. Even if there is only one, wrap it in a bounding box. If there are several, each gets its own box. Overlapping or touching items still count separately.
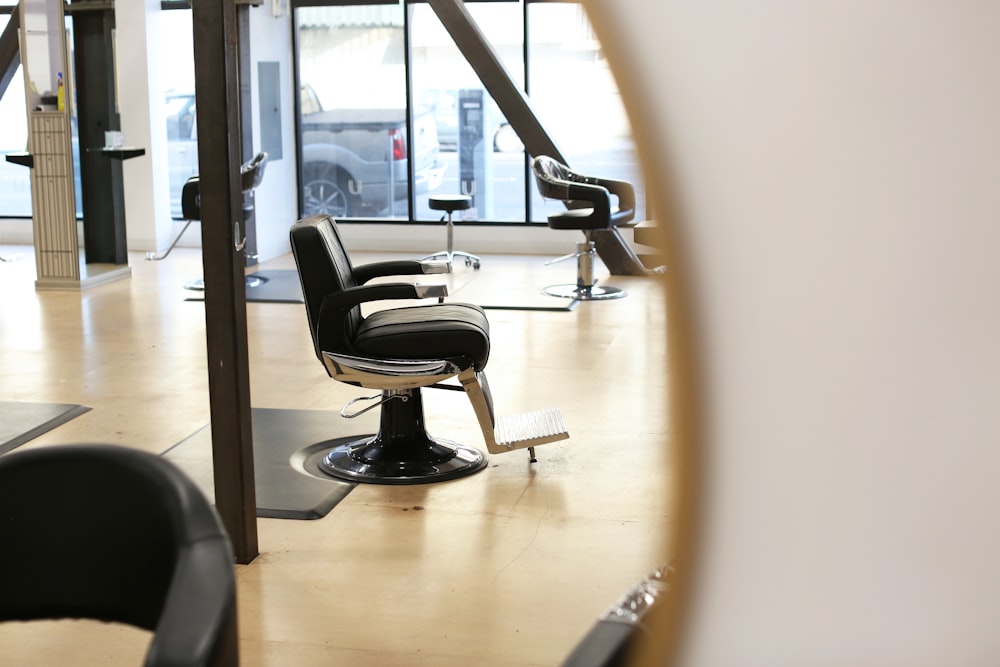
[300,110,444,218]
[166,88,445,219]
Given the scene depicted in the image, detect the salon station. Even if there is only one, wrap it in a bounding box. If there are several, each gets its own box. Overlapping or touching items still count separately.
[2,2,1000,667]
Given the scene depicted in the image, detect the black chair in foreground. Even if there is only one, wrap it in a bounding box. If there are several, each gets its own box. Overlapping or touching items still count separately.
[148,151,268,262]
[531,155,635,300]
[290,214,569,484]
[0,444,238,667]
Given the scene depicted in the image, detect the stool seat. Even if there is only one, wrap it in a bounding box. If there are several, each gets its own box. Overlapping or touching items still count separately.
[429,194,472,213]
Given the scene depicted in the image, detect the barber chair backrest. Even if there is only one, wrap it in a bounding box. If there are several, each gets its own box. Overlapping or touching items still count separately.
[531,155,635,230]
[179,151,269,222]
[181,175,201,221]
[532,154,577,201]
[290,214,363,361]
[0,443,238,667]
[240,152,268,193]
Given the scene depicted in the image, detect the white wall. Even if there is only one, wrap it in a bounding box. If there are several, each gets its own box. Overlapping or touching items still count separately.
[246,5,297,263]
[588,2,1000,665]
[117,0,171,252]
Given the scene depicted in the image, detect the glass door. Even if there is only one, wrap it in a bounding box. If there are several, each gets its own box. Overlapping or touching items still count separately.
[527,1,645,222]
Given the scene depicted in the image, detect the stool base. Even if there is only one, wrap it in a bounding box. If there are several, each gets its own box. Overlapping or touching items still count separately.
[543,284,627,300]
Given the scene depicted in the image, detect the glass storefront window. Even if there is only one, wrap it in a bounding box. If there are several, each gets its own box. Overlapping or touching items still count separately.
[293,1,643,226]
[159,9,197,219]
[295,4,414,220]
[0,14,86,219]
[0,3,646,227]
[0,7,197,221]
[409,1,526,223]
[0,15,33,218]
[527,2,646,222]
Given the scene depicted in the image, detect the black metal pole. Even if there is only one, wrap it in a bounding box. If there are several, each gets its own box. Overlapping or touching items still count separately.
[191,0,259,564]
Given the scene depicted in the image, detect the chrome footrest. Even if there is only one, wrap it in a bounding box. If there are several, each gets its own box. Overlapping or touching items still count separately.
[488,408,569,454]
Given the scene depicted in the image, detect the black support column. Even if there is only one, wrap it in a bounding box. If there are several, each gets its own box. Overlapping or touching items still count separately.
[192,0,259,564]
[69,2,127,265]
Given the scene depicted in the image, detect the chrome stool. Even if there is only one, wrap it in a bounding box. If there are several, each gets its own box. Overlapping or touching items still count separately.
[423,195,480,270]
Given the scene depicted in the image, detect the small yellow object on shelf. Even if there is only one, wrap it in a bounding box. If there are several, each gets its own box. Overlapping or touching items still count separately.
[56,72,64,111]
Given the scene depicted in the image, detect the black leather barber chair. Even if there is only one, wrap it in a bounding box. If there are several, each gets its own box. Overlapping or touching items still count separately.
[148,151,268,263]
[0,444,238,667]
[531,155,635,300]
[290,214,569,484]
[421,194,481,270]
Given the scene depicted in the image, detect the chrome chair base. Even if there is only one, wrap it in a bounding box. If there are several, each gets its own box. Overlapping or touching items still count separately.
[318,436,486,484]
[543,284,628,300]
[543,237,627,301]
[317,386,487,485]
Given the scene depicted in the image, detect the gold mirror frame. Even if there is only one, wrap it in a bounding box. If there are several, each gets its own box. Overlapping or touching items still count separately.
[580,3,700,665]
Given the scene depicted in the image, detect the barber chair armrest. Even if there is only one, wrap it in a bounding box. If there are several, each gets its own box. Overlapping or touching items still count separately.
[320,282,444,314]
[353,259,450,284]
[596,177,635,220]
[564,181,612,221]
[419,260,451,274]
[413,283,449,299]
[240,152,268,192]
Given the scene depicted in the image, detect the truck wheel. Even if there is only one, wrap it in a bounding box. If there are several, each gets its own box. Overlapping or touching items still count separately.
[303,164,354,218]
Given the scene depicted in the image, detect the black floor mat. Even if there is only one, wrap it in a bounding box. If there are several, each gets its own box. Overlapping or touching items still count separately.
[184,270,304,304]
[162,407,357,520]
[0,401,91,456]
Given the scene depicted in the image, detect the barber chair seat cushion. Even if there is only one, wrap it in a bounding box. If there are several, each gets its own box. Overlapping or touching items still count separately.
[354,303,490,371]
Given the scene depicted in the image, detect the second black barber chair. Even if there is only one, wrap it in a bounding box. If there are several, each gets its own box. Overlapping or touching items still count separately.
[531,155,635,300]
[290,213,569,484]
[148,151,267,265]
